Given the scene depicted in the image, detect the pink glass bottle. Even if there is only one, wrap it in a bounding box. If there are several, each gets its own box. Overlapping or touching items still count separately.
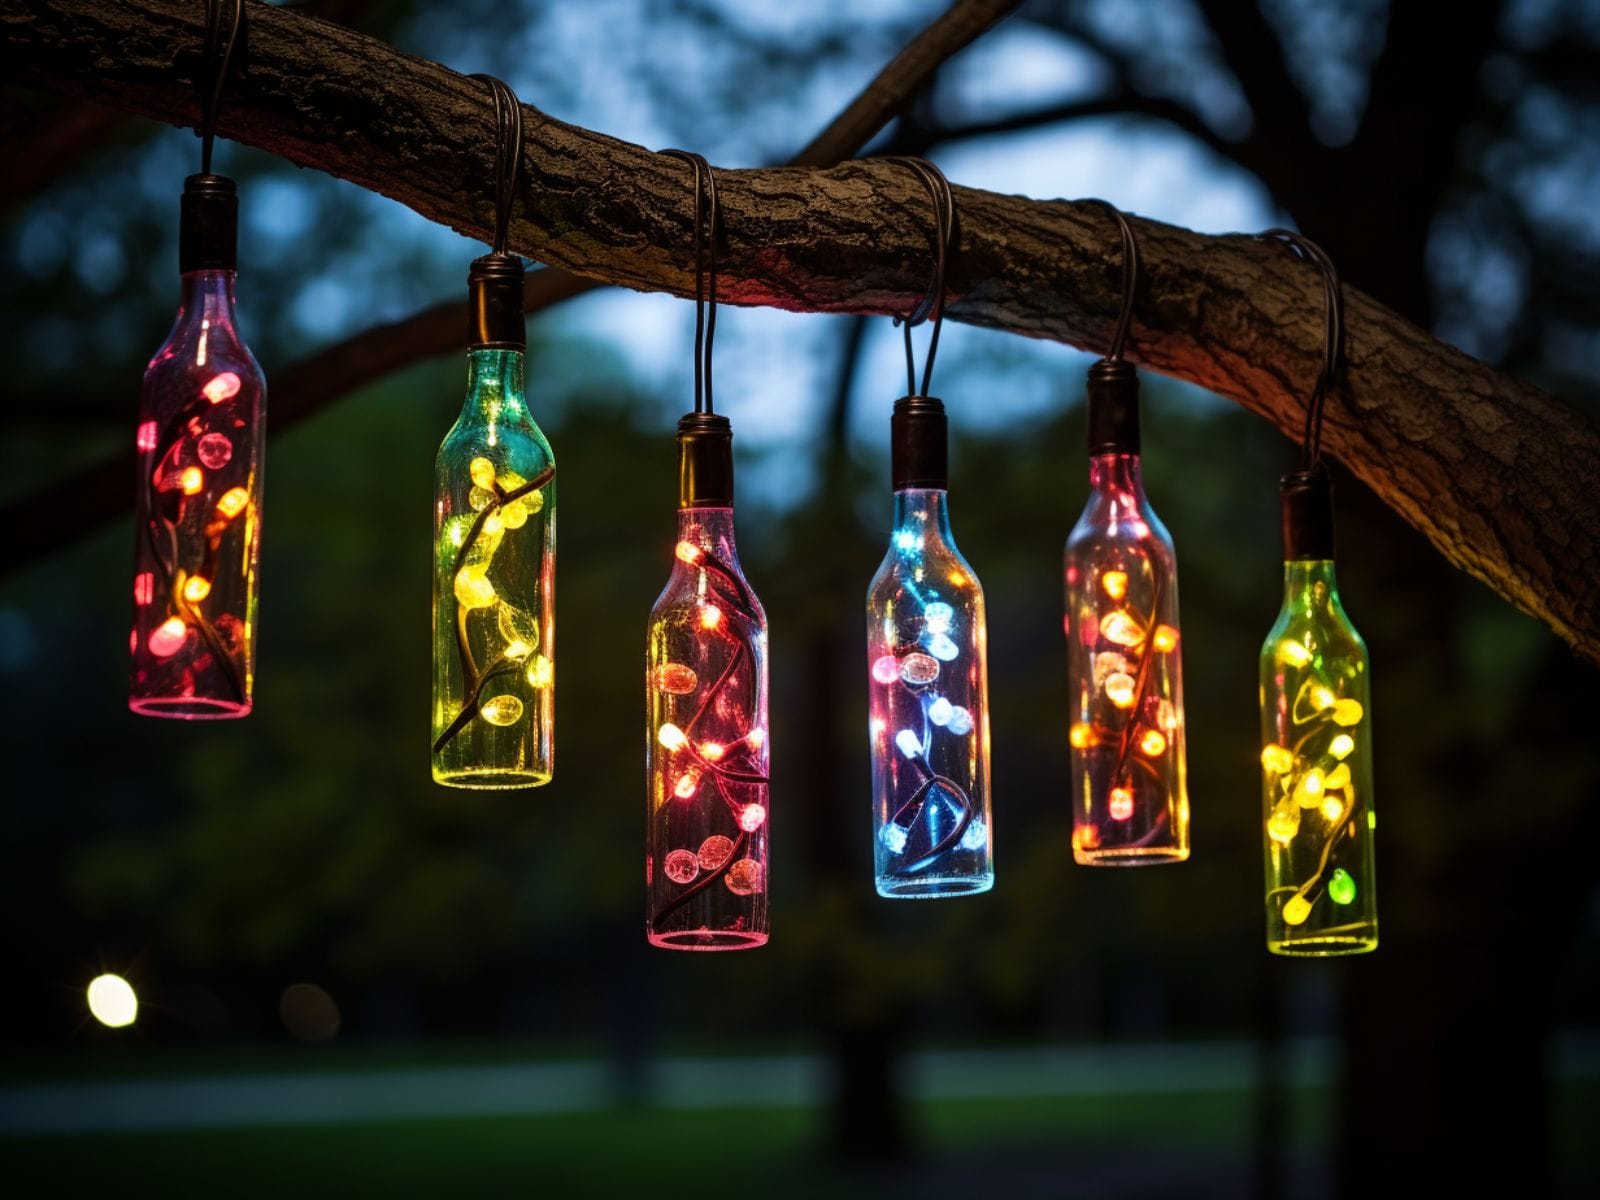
[645,415,770,949]
[1064,360,1189,863]
[130,175,265,718]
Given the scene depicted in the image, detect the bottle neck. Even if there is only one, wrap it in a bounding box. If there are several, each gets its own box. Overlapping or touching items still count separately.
[892,488,953,546]
[1282,559,1340,614]
[677,506,738,562]
[177,270,237,324]
[1087,451,1145,496]
[461,348,528,424]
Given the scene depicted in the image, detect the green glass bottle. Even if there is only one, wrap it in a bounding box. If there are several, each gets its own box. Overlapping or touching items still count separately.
[1260,470,1376,954]
[431,255,555,788]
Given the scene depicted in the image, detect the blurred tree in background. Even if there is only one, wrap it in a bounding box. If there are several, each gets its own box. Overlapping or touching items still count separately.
[2,1,1597,1196]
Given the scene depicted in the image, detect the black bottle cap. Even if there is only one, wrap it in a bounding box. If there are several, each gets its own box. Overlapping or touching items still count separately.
[1086,358,1140,455]
[1281,467,1336,561]
[468,253,526,349]
[677,412,734,508]
[179,174,237,273]
[891,395,948,490]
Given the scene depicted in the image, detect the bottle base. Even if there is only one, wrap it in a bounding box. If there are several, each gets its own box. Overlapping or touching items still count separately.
[433,767,552,790]
[876,874,994,899]
[1074,846,1189,867]
[130,695,251,720]
[648,929,768,952]
[1269,933,1378,957]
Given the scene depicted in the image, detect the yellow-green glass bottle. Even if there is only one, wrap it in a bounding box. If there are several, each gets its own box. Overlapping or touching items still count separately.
[431,255,555,788]
[1260,470,1376,955]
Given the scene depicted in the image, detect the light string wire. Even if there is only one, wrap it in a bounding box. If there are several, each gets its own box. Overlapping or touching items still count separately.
[1079,199,1140,362]
[660,150,722,415]
[1259,229,1344,469]
[883,156,955,398]
[198,0,244,176]
[467,73,526,257]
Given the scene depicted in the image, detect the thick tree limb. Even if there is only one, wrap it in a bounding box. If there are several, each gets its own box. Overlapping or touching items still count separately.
[3,0,1599,665]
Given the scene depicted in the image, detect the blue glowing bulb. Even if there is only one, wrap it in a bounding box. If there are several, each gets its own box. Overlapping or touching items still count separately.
[924,601,954,634]
[928,696,953,726]
[946,706,974,736]
[927,632,959,661]
[881,823,908,854]
[895,729,923,759]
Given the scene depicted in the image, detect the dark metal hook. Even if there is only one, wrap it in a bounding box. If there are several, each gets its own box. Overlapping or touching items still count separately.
[661,150,722,416]
[884,156,956,398]
[198,0,244,175]
[468,74,526,258]
[1260,228,1344,467]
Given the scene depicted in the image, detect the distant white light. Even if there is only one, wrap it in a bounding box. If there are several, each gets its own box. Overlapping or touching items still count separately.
[86,974,138,1028]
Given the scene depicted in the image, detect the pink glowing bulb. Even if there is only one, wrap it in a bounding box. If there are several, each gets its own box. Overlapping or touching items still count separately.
[202,372,241,404]
[136,421,159,452]
[871,654,900,685]
[738,803,767,832]
[147,617,188,658]
[133,572,154,605]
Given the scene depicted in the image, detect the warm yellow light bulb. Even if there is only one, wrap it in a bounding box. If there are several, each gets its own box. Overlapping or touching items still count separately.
[1104,672,1137,708]
[216,487,249,518]
[1329,733,1355,759]
[1281,894,1312,926]
[1311,685,1335,712]
[182,576,211,602]
[1138,729,1167,757]
[658,723,688,752]
[674,768,701,799]
[1278,639,1312,667]
[1151,624,1180,653]
[453,567,496,609]
[526,655,553,688]
[1099,610,1144,648]
[1069,721,1096,749]
[1332,698,1364,726]
[1323,763,1351,791]
[700,605,723,630]
[1267,804,1299,844]
[1261,744,1294,774]
[86,974,138,1028]
[1321,796,1345,822]
[699,741,725,762]
[1101,570,1128,600]
[179,466,204,495]
[675,540,703,564]
[1294,768,1326,807]
[469,456,496,489]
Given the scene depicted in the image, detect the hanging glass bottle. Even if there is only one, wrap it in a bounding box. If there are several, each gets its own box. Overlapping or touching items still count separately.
[131,3,263,718]
[431,77,556,787]
[646,152,770,949]
[1064,210,1189,864]
[864,157,992,899]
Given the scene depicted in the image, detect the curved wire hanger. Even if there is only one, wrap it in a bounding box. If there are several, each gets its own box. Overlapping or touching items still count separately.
[660,150,721,416]
[198,0,245,176]
[884,156,956,398]
[1077,199,1140,362]
[1260,228,1344,469]
[468,73,527,258]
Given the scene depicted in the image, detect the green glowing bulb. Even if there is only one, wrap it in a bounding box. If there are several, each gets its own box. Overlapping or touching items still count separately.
[1328,867,1357,905]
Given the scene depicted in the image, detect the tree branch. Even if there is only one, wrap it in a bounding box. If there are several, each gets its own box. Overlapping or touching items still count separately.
[3,0,1600,666]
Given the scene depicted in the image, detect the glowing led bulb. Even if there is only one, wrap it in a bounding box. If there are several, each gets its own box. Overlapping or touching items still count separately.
[1151,624,1180,653]
[179,466,204,495]
[1109,787,1134,821]
[148,616,187,658]
[871,655,901,685]
[469,456,496,489]
[928,696,954,726]
[1278,639,1312,667]
[926,632,959,661]
[1069,722,1096,749]
[673,768,701,799]
[1332,698,1364,726]
[738,803,767,831]
[658,723,689,752]
[1328,868,1357,905]
[1267,804,1299,843]
[895,729,923,759]
[1281,894,1312,926]
[1101,570,1128,600]
[1099,610,1144,648]
[1138,729,1167,757]
[453,567,496,609]
[202,371,241,403]
[182,576,212,603]
[1294,768,1326,807]
[675,540,703,564]
[479,694,524,726]
[1104,672,1137,708]
[216,487,249,519]
[1328,733,1355,760]
[946,706,974,736]
[1261,744,1294,774]
[924,602,953,634]
[700,605,723,630]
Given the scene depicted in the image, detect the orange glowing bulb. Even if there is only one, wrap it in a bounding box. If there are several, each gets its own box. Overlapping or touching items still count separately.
[674,768,702,800]
[675,541,703,564]
[658,723,688,752]
[182,576,211,603]
[1069,721,1097,749]
[1138,729,1167,757]
[1151,624,1179,653]
[700,605,723,630]
[216,487,249,518]
[179,466,204,495]
[1101,570,1128,600]
[699,741,726,762]
[1109,787,1134,821]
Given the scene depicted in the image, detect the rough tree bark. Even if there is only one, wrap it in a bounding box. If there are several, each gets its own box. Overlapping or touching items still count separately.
[3,0,1598,668]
